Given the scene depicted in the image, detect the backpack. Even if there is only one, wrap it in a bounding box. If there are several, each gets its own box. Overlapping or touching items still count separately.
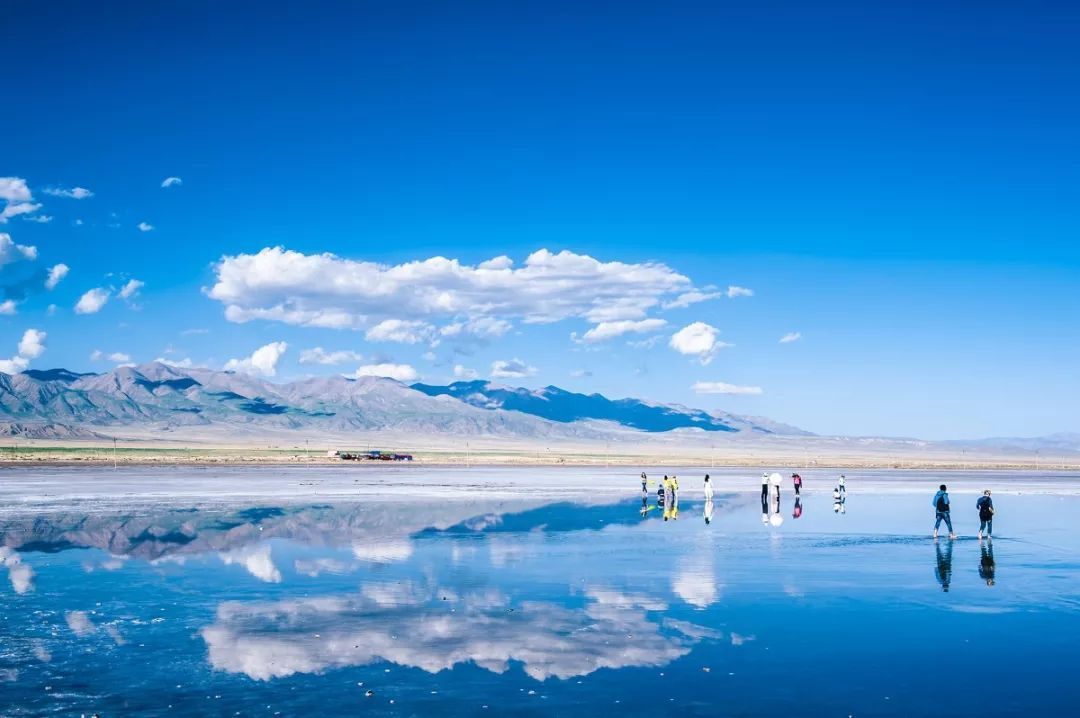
[936,494,949,512]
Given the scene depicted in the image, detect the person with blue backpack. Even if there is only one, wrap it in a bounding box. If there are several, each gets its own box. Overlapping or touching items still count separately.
[932,484,957,540]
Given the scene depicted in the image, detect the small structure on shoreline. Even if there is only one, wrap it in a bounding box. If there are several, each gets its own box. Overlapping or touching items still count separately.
[328,450,414,462]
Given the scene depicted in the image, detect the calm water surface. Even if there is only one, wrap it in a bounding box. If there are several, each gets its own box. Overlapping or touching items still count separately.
[1,468,1079,716]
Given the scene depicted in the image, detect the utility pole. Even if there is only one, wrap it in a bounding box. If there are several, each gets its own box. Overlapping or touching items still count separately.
[113,437,117,469]
[465,441,470,469]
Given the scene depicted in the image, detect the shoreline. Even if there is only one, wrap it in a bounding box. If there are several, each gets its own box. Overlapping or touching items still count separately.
[0,452,1076,471]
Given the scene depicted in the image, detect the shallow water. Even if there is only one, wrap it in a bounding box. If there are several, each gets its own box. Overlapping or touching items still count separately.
[1,468,1079,716]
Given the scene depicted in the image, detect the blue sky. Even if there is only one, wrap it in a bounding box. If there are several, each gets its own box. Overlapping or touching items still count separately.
[1,0,1078,439]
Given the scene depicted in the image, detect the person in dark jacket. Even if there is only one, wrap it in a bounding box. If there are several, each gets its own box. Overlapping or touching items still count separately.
[976,490,995,540]
[932,484,956,540]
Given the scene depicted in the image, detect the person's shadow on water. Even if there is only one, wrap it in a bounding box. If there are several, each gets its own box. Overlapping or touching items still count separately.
[935,539,953,592]
[979,542,996,587]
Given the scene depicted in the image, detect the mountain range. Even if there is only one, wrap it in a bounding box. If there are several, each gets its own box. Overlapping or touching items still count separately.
[0,363,800,442]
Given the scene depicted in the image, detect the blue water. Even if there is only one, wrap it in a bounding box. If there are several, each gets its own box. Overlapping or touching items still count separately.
[2,472,1079,716]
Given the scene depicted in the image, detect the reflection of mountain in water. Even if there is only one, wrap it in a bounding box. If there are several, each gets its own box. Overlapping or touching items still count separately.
[0,499,568,562]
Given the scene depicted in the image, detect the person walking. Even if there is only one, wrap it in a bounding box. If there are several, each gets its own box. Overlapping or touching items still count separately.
[838,474,846,494]
[976,490,995,540]
[932,484,956,540]
[792,473,802,496]
[641,472,648,494]
[703,474,714,500]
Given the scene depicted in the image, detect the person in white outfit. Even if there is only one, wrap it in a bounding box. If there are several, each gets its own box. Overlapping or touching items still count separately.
[703,474,714,500]
[769,472,783,501]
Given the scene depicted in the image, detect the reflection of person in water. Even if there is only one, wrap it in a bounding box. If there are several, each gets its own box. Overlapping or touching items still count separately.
[657,483,666,507]
[793,497,803,519]
[935,538,953,592]
[640,495,649,518]
[704,498,714,525]
[979,542,996,586]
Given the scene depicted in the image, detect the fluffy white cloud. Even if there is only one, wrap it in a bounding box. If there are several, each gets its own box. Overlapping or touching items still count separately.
[161,176,183,188]
[18,329,46,359]
[692,381,763,395]
[0,178,32,203]
[43,186,93,199]
[779,331,802,344]
[219,545,282,583]
[118,279,144,300]
[453,364,479,380]
[491,358,537,378]
[108,352,132,363]
[75,287,110,314]
[24,214,52,223]
[137,222,154,232]
[365,319,437,344]
[0,300,16,315]
[669,322,729,365]
[298,347,364,365]
[0,329,46,373]
[224,341,288,377]
[0,178,42,224]
[0,547,35,595]
[65,611,96,637]
[0,233,37,266]
[439,317,513,340]
[576,318,666,343]
[726,285,754,298]
[199,587,705,682]
[209,248,693,338]
[45,263,69,290]
[350,363,418,382]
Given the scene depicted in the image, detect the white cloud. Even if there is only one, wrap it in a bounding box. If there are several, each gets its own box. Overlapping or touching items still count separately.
[107,352,132,363]
[569,368,592,378]
[365,319,437,345]
[45,263,69,290]
[24,214,52,223]
[118,279,144,300]
[673,559,720,608]
[779,331,802,344]
[726,285,754,298]
[199,587,706,682]
[224,341,288,377]
[453,364,479,380]
[0,178,42,224]
[662,289,723,310]
[576,318,666,343]
[137,222,154,232]
[18,329,46,359]
[298,347,364,365]
[627,335,663,350]
[0,300,16,315]
[0,233,37,266]
[0,547,35,595]
[154,356,194,368]
[209,248,693,337]
[161,176,183,188]
[75,287,110,314]
[0,329,46,373]
[219,545,282,583]
[440,317,513,340]
[350,363,418,382]
[0,202,41,222]
[65,611,97,637]
[669,322,729,365]
[692,381,763,395]
[43,186,93,199]
[0,178,32,203]
[90,350,103,361]
[491,358,537,379]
